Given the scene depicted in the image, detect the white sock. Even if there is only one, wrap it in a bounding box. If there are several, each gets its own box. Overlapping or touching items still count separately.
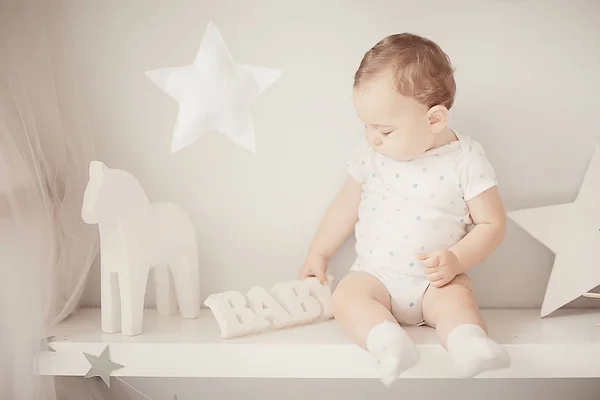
[366,320,420,386]
[446,323,511,378]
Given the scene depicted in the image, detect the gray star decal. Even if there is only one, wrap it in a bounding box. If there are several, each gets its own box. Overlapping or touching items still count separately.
[83,345,125,387]
[42,336,56,352]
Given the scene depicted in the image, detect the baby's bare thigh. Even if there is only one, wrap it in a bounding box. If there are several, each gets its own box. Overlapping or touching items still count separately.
[422,274,477,322]
[333,271,391,311]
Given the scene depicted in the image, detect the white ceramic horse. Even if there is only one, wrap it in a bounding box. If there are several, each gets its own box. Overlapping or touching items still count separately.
[81,161,200,336]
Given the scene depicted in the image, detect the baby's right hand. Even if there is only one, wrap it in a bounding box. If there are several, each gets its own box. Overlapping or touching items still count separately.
[299,254,328,285]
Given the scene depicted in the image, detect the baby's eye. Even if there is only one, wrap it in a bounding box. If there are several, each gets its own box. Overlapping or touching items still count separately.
[382,131,392,136]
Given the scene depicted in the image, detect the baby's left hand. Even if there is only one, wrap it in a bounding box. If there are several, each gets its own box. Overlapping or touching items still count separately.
[416,249,461,288]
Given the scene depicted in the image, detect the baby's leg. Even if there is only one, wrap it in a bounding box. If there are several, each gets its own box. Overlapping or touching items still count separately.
[333,271,419,385]
[422,274,510,378]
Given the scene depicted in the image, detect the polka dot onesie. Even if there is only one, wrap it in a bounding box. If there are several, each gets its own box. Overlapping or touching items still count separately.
[347,132,498,325]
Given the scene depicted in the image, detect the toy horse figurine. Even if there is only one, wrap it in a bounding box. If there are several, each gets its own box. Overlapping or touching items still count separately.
[81,161,200,336]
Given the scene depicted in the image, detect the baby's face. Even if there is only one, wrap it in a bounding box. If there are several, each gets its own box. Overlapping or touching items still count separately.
[353,75,438,161]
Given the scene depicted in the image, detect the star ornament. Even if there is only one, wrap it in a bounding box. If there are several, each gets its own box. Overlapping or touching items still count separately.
[145,21,282,154]
[508,143,600,317]
[41,336,56,352]
[83,345,125,387]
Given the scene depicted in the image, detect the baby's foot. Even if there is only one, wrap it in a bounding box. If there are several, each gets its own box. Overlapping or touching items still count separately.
[378,341,420,386]
[367,320,420,386]
[447,323,511,378]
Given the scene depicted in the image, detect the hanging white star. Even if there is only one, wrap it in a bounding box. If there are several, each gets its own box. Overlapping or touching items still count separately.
[83,345,125,388]
[508,143,600,317]
[145,21,282,153]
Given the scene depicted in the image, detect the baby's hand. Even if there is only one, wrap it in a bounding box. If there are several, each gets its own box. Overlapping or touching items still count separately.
[299,254,328,285]
[416,250,461,288]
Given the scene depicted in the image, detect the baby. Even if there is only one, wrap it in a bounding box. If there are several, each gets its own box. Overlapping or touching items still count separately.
[299,33,510,385]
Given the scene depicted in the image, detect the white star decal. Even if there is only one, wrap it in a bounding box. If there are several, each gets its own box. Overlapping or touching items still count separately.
[146,21,282,153]
[508,143,600,317]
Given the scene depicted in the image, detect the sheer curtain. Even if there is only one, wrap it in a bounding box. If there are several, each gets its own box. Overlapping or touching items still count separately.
[0,0,99,398]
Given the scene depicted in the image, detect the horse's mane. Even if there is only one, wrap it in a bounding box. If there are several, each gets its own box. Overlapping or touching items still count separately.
[108,168,151,210]
[84,163,152,223]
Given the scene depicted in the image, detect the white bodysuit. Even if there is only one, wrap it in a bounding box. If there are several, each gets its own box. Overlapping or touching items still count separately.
[347,132,498,326]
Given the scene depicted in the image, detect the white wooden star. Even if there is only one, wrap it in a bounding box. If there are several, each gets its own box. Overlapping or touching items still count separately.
[145,21,282,153]
[508,143,600,317]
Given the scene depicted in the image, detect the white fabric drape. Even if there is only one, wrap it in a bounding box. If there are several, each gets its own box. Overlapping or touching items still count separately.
[0,0,99,398]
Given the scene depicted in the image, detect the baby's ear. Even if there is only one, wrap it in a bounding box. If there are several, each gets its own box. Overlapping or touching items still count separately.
[89,160,107,180]
[427,105,449,133]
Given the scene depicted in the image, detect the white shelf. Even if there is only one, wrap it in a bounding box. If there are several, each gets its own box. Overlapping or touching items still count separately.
[39,307,600,379]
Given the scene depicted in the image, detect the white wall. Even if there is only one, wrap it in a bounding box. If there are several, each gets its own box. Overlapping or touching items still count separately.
[71,0,600,309]
[61,0,600,398]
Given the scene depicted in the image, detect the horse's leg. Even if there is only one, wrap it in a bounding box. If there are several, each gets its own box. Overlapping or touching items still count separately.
[154,265,178,316]
[170,250,201,319]
[118,265,150,336]
[100,259,121,333]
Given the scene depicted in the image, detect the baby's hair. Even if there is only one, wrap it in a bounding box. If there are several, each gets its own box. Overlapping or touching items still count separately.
[354,33,456,110]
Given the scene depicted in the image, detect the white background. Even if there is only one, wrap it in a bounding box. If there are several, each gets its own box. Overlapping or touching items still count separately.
[73,0,600,309]
[62,0,600,397]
